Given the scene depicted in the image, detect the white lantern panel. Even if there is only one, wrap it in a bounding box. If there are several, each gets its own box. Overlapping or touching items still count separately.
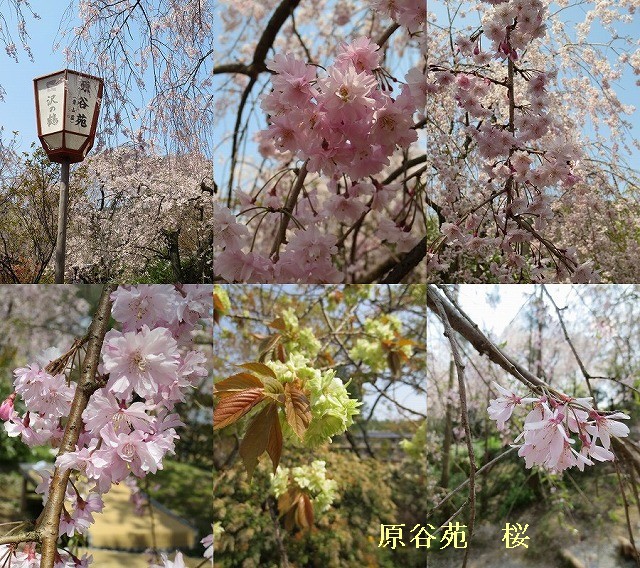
[65,74,101,135]
[36,72,65,135]
[65,133,87,151]
[43,133,64,150]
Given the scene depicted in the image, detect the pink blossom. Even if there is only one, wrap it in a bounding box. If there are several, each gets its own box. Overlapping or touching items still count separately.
[101,424,166,480]
[335,37,380,73]
[111,285,178,331]
[82,389,155,435]
[487,382,536,430]
[202,533,214,559]
[0,393,16,420]
[151,551,187,568]
[586,411,630,449]
[214,249,274,283]
[102,326,180,400]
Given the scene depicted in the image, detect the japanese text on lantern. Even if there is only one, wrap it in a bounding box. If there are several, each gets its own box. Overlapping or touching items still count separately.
[45,78,62,130]
[67,78,94,133]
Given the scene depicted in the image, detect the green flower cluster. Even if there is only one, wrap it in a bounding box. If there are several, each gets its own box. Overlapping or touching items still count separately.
[281,308,321,359]
[348,315,413,372]
[401,421,426,460]
[267,353,361,448]
[271,460,338,513]
[213,284,231,313]
[213,521,225,539]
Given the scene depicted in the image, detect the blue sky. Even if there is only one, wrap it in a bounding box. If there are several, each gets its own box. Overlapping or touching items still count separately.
[0,1,79,153]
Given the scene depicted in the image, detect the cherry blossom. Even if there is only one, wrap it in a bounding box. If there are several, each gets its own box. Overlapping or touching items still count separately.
[488,383,630,472]
[0,284,213,566]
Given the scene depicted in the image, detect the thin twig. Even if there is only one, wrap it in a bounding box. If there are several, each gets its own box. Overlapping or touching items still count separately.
[429,291,476,568]
[270,162,308,261]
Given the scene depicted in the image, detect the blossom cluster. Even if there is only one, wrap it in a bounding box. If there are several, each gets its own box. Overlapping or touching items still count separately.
[259,39,419,180]
[0,285,212,567]
[271,460,338,514]
[213,36,426,283]
[427,0,599,282]
[266,352,361,448]
[488,382,630,473]
[371,0,426,34]
[279,307,322,359]
[349,315,413,372]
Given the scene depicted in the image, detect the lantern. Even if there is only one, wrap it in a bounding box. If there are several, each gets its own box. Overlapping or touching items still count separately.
[34,69,103,163]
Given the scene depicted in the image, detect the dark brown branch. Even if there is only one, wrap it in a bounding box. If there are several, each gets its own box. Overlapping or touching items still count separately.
[270,162,308,261]
[219,0,302,201]
[38,284,117,568]
[427,286,545,389]
[252,0,301,74]
[382,155,427,186]
[212,63,252,76]
[376,22,400,47]
[379,237,426,283]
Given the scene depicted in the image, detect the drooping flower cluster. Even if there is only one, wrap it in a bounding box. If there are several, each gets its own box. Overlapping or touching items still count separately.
[213,35,426,284]
[427,0,601,283]
[260,40,418,180]
[488,382,630,473]
[271,460,338,514]
[279,307,322,359]
[370,0,426,34]
[0,543,92,568]
[0,284,212,567]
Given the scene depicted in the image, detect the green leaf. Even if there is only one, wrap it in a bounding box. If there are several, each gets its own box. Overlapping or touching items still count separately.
[213,388,265,430]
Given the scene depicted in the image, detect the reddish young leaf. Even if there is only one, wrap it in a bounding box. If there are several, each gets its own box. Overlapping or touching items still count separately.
[283,506,296,532]
[266,410,283,473]
[213,293,226,313]
[240,402,279,480]
[258,333,281,361]
[213,388,265,430]
[238,361,278,380]
[284,383,311,440]
[268,317,287,331]
[387,350,401,377]
[276,342,287,363]
[277,487,300,516]
[213,293,227,325]
[214,373,264,399]
[295,493,314,530]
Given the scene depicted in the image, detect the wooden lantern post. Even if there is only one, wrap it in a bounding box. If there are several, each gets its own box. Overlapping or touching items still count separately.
[34,69,103,283]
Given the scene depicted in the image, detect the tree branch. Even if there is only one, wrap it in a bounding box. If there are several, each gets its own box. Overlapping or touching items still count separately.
[38,284,117,568]
[270,162,308,261]
[429,290,477,568]
[427,285,545,390]
[379,237,426,283]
